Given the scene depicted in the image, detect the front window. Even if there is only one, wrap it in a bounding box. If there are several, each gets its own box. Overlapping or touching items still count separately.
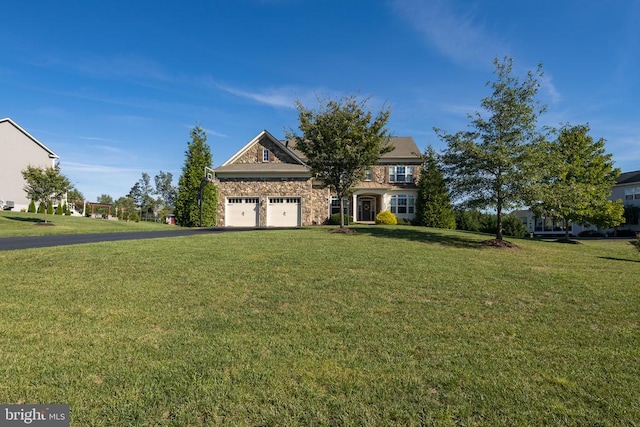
[389,165,414,183]
[262,149,270,162]
[330,196,341,215]
[625,187,640,200]
[390,194,415,214]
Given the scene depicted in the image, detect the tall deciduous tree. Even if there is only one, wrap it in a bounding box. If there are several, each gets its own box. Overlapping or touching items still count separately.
[175,125,217,227]
[21,165,71,223]
[527,124,624,240]
[154,171,176,208]
[414,146,456,229]
[287,95,392,228]
[438,57,545,241]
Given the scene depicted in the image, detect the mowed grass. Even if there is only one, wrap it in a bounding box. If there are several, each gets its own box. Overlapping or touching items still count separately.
[0,225,639,426]
[0,211,177,237]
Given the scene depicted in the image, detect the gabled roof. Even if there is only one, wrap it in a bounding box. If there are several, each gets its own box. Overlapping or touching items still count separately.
[616,170,640,185]
[285,136,421,162]
[221,129,306,167]
[0,117,59,159]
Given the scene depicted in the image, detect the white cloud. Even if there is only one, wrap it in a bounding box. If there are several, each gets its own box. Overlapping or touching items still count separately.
[540,73,561,104]
[392,0,508,66]
[215,83,299,109]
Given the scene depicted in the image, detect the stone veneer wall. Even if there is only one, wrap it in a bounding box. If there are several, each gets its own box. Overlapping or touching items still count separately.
[216,177,330,226]
[234,136,292,164]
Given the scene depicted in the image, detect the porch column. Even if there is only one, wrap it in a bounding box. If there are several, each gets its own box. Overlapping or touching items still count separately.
[351,193,358,222]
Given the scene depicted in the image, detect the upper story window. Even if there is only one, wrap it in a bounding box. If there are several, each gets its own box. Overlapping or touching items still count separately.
[389,165,414,183]
[624,187,640,200]
[262,149,270,162]
[364,168,372,181]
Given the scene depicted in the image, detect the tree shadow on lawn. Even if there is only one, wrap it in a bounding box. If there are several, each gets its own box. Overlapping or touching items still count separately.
[354,226,486,249]
[4,216,46,224]
[597,256,640,263]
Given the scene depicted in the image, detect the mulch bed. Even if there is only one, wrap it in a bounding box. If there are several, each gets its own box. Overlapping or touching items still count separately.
[481,239,521,249]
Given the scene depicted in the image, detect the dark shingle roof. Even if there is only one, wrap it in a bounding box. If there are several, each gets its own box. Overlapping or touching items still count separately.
[285,136,421,162]
[617,170,640,185]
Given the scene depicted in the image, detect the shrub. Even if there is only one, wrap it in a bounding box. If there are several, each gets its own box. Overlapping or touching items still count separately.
[578,230,604,238]
[614,229,637,238]
[28,200,36,213]
[47,203,54,215]
[327,213,353,225]
[37,203,45,214]
[375,210,397,225]
[455,209,481,231]
[502,215,527,238]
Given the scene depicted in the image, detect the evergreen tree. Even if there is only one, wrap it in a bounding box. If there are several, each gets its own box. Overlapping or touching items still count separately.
[37,202,45,214]
[28,200,36,213]
[414,146,456,229]
[175,125,217,227]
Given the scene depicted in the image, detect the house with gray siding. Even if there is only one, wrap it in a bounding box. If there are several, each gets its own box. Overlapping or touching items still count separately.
[0,118,59,211]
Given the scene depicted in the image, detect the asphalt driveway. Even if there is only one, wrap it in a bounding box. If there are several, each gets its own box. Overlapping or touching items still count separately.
[0,228,250,251]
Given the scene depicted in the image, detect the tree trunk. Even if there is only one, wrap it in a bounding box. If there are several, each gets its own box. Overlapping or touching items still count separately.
[496,205,503,240]
[564,218,570,241]
[339,195,345,228]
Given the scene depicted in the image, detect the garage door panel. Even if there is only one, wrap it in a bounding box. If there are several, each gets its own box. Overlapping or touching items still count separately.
[267,197,301,227]
[226,197,259,227]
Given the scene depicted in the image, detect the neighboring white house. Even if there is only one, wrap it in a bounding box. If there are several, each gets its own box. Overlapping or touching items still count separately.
[513,169,640,237]
[0,118,59,211]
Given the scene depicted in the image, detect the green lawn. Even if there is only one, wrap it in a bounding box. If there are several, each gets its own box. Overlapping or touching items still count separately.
[0,211,179,237]
[0,223,639,425]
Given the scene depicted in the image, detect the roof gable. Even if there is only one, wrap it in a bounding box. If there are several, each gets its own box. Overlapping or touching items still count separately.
[221,130,306,167]
[0,117,59,159]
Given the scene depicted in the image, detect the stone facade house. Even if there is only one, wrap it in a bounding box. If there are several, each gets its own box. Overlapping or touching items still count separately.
[0,118,59,211]
[213,130,422,227]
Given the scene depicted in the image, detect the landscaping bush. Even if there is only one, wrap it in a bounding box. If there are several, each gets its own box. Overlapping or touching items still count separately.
[327,213,353,225]
[614,229,637,238]
[375,210,397,225]
[578,230,605,238]
[37,203,45,214]
[502,214,527,238]
[455,209,481,232]
[28,200,36,213]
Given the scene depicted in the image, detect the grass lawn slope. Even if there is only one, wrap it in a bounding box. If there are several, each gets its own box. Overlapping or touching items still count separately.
[0,226,638,425]
[0,211,180,237]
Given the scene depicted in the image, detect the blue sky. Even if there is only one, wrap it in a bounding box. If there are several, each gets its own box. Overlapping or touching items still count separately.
[2,0,639,201]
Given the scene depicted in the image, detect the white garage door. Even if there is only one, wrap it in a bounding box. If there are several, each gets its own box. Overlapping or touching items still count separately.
[267,197,301,227]
[226,197,259,227]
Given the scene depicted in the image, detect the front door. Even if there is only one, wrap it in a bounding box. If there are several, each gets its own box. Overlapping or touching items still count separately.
[361,199,374,221]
